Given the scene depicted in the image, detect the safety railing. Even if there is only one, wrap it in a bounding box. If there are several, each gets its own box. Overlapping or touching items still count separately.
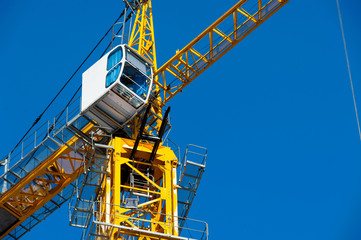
[0,96,82,176]
[178,145,207,229]
[0,95,107,239]
[178,144,207,183]
[82,201,208,240]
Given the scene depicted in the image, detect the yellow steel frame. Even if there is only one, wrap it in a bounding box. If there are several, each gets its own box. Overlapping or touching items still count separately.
[96,137,178,239]
[0,123,94,239]
[127,0,290,131]
[127,0,163,136]
[128,0,157,71]
[0,1,290,239]
[153,0,289,105]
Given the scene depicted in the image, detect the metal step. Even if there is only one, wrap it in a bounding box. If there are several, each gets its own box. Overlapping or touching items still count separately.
[69,134,112,228]
[177,145,207,231]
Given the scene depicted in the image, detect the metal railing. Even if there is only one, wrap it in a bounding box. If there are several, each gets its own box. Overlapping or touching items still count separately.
[82,201,208,240]
[178,144,207,183]
[0,96,82,176]
[177,145,207,229]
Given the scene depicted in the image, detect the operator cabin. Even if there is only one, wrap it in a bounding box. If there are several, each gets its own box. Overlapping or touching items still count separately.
[81,44,153,133]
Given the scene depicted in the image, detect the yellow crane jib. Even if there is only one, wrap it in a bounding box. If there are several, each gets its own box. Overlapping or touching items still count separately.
[154,0,289,105]
[0,0,289,239]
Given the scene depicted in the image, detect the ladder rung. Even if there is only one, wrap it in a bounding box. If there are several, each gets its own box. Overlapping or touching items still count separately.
[50,200,60,208]
[8,171,22,179]
[19,224,29,231]
[3,178,15,186]
[177,185,196,192]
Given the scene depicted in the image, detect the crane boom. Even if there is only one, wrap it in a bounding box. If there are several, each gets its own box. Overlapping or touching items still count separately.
[154,0,289,104]
[0,1,289,239]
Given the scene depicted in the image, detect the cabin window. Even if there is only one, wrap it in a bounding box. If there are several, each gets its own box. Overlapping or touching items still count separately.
[106,63,122,87]
[107,47,123,70]
[120,62,150,100]
[126,50,151,77]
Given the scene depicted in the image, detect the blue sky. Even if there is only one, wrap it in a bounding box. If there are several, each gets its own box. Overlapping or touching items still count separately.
[1,0,361,239]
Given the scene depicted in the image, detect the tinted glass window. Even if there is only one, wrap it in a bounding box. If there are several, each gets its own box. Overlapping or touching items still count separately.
[107,47,123,70]
[120,63,150,100]
[106,63,122,87]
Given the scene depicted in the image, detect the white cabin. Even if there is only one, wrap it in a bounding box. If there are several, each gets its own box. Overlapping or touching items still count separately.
[81,44,153,132]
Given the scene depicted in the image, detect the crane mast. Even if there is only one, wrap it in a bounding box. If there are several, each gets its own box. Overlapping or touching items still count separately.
[127,0,163,138]
[128,0,157,70]
[0,1,289,239]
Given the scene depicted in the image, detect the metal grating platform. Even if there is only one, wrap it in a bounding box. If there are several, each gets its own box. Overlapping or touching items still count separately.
[0,97,99,239]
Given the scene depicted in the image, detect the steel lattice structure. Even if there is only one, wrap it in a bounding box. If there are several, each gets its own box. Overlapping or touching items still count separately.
[0,1,289,239]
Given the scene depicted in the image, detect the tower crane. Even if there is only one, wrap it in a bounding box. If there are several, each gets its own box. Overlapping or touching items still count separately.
[0,0,289,239]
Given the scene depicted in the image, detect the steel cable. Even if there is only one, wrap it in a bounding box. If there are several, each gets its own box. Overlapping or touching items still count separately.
[336,0,361,141]
[2,7,129,162]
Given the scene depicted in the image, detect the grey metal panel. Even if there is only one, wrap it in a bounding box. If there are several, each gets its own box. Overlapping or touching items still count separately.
[0,207,18,236]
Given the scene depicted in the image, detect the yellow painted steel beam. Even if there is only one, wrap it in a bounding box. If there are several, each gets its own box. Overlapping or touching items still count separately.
[129,0,157,71]
[0,123,94,239]
[128,0,164,135]
[0,1,289,239]
[153,0,289,105]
